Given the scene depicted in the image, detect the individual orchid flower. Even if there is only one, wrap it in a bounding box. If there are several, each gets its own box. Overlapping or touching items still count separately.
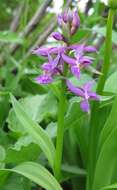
[62,52,93,79]
[35,52,63,85]
[67,80,100,112]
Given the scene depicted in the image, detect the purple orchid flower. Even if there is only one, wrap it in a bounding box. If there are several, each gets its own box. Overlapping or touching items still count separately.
[35,51,64,84]
[67,80,100,112]
[61,44,96,78]
[62,53,93,79]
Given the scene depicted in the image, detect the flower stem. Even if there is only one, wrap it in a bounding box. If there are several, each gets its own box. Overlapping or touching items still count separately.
[54,64,68,181]
[87,8,115,190]
[97,8,115,94]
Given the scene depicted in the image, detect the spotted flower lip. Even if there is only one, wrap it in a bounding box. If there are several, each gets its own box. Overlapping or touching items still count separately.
[67,80,100,112]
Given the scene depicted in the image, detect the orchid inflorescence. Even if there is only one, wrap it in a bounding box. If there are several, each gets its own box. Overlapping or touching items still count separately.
[33,8,100,112]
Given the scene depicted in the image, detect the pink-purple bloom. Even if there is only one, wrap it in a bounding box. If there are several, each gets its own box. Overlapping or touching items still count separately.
[33,7,99,112]
[67,80,100,112]
[62,44,96,79]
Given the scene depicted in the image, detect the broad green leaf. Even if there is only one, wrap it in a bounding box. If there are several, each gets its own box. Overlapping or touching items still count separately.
[5,136,40,164]
[101,183,117,190]
[98,96,117,152]
[1,173,31,190]
[0,31,23,44]
[104,71,117,94]
[0,162,62,190]
[10,94,55,168]
[8,93,57,134]
[92,126,117,190]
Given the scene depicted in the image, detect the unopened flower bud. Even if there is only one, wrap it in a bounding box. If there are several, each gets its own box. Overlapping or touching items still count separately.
[51,32,67,42]
[70,10,80,35]
[108,0,117,9]
[63,10,68,23]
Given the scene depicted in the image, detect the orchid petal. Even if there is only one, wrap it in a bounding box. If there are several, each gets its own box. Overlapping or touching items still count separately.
[67,80,84,97]
[71,65,80,79]
[88,92,100,100]
[84,46,97,53]
[62,53,76,65]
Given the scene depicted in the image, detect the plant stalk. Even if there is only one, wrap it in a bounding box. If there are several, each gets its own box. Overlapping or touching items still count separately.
[87,8,115,190]
[54,64,68,181]
[97,8,115,94]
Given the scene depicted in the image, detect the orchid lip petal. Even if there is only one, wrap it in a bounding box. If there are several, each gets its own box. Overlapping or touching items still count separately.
[71,65,81,79]
[80,100,90,112]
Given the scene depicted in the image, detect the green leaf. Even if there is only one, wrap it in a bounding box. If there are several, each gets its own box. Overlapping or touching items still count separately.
[10,94,55,168]
[5,136,40,164]
[0,145,6,168]
[92,126,117,190]
[0,162,62,190]
[62,164,86,176]
[0,31,24,44]
[101,183,117,190]
[104,71,117,94]
[8,93,57,134]
[98,96,117,152]
[1,173,31,190]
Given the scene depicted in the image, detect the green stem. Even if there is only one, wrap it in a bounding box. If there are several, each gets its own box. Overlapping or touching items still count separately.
[87,8,115,190]
[97,9,115,94]
[54,64,68,181]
